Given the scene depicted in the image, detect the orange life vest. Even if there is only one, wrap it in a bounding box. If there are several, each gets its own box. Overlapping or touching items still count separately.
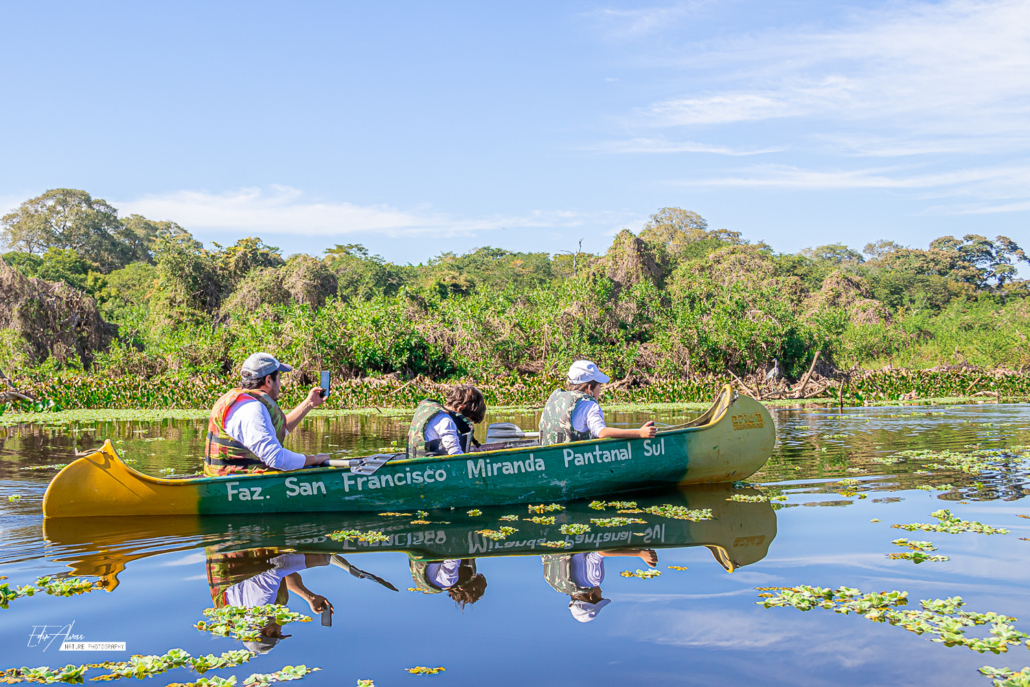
[204,388,287,477]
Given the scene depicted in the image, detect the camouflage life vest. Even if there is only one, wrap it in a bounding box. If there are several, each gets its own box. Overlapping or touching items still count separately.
[538,390,595,446]
[205,547,290,608]
[205,389,287,477]
[541,554,593,595]
[406,399,476,459]
[408,558,478,594]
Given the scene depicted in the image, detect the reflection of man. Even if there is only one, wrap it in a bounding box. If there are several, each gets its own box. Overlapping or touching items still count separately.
[408,558,487,609]
[541,549,657,623]
[206,548,333,654]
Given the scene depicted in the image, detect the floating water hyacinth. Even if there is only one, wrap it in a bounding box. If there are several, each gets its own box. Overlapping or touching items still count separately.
[667,566,689,571]
[328,530,390,543]
[979,666,1030,686]
[195,605,310,642]
[845,467,867,473]
[416,510,428,519]
[405,666,445,675]
[409,520,430,525]
[357,681,375,687]
[378,512,411,517]
[19,464,67,471]
[891,538,937,552]
[527,503,563,513]
[892,509,1009,535]
[560,524,590,535]
[887,552,949,563]
[772,496,788,502]
[525,516,556,525]
[591,517,646,527]
[837,478,860,486]
[499,515,519,522]
[871,456,904,465]
[466,509,482,516]
[641,505,714,521]
[242,665,319,685]
[621,569,661,579]
[540,541,572,549]
[822,433,849,439]
[7,495,21,502]
[727,494,768,502]
[757,586,1028,654]
[475,527,517,541]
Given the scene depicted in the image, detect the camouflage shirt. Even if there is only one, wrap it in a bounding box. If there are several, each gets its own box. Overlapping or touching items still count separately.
[406,399,475,459]
[538,389,594,446]
[540,554,593,595]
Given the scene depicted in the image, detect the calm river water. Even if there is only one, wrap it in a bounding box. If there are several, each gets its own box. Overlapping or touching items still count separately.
[1,404,1028,686]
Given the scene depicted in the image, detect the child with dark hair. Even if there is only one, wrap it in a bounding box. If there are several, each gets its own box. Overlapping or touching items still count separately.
[406,384,486,458]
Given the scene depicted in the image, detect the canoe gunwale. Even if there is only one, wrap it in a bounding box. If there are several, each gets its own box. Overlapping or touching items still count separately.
[102,384,739,486]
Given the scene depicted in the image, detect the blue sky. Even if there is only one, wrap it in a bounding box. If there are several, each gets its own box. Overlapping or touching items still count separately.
[1,0,1028,263]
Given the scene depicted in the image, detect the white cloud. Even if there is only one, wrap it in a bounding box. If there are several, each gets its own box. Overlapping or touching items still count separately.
[114,186,599,239]
[588,4,695,39]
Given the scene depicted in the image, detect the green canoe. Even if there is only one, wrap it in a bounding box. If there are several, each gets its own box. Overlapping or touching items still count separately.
[43,385,775,518]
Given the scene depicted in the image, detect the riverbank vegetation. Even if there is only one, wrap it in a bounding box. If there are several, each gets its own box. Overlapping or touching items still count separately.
[1,190,1028,410]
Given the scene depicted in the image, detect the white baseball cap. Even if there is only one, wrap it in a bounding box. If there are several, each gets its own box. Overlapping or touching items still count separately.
[569,598,611,622]
[567,360,610,385]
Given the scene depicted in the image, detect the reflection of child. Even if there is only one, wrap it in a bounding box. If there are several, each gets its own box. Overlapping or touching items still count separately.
[542,549,658,623]
[409,558,488,609]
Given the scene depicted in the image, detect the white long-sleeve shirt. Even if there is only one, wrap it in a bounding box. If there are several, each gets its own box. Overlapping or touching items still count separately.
[424,412,463,455]
[224,553,308,607]
[570,399,607,438]
[224,397,306,470]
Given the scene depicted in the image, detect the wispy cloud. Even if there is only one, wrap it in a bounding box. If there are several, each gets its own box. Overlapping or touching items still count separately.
[592,137,783,155]
[115,186,601,239]
[587,3,696,39]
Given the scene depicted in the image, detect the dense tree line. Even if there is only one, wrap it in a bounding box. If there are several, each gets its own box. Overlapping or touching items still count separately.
[1,189,1028,382]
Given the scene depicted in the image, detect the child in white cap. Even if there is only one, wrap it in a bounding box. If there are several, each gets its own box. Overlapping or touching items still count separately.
[538,360,657,445]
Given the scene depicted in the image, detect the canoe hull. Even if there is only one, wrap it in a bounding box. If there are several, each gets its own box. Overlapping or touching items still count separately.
[43,387,775,518]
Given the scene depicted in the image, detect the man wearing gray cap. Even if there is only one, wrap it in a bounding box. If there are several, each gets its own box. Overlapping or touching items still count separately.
[204,352,329,477]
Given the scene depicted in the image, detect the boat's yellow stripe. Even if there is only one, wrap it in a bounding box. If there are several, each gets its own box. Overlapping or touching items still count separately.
[43,441,200,518]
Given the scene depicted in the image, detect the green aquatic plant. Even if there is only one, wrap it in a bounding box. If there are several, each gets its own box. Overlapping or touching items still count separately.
[871,456,904,465]
[590,517,646,527]
[667,566,689,571]
[891,538,936,552]
[167,677,237,687]
[641,505,714,521]
[757,586,1028,654]
[466,509,482,516]
[377,512,410,517]
[620,569,662,579]
[195,605,310,642]
[7,495,21,502]
[405,667,445,675]
[356,681,375,687]
[18,464,67,471]
[540,541,571,549]
[980,666,1030,686]
[36,577,103,597]
[498,515,519,522]
[242,666,319,686]
[475,527,517,541]
[837,478,860,486]
[0,582,36,609]
[727,494,768,502]
[559,524,590,535]
[328,530,390,544]
[887,551,949,563]
[525,516,555,525]
[892,509,1010,535]
[588,500,638,511]
[527,503,563,513]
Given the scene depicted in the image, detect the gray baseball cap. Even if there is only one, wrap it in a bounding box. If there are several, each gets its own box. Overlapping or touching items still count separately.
[241,352,293,379]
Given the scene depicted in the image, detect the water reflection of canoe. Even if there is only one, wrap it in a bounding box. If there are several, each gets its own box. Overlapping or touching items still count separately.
[43,386,775,518]
[42,484,777,589]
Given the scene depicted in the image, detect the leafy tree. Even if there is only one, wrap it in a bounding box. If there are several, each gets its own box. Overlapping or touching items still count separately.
[639,208,747,263]
[212,237,285,291]
[863,240,904,260]
[119,214,199,264]
[324,243,411,299]
[0,189,128,271]
[1,247,100,294]
[929,234,1028,287]
[801,243,865,265]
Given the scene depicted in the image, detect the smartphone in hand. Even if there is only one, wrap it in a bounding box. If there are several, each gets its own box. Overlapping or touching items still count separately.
[320,371,331,399]
[321,605,332,627]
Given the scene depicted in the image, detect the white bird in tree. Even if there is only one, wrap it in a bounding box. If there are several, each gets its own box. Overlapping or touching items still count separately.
[765,359,780,384]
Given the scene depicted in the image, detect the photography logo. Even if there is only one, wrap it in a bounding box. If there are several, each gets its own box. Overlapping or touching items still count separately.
[28,622,125,652]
